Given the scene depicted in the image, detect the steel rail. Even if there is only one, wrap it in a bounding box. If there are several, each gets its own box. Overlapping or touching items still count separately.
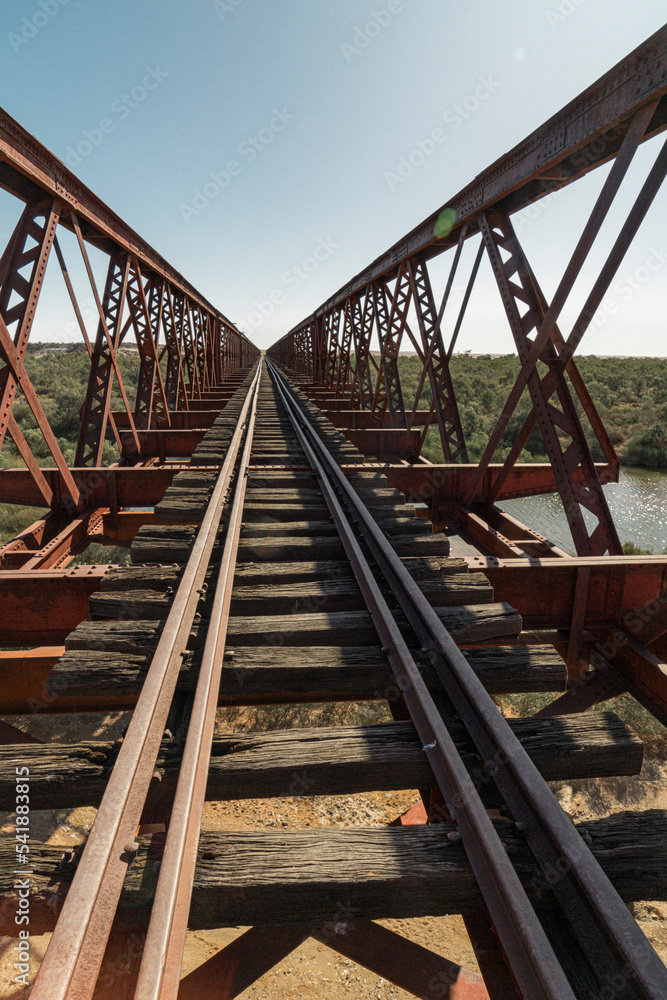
[30,361,262,1000]
[133,359,263,1000]
[267,359,667,999]
[267,361,574,999]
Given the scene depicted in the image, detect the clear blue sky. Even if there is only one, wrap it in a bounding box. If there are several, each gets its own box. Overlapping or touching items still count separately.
[0,0,665,354]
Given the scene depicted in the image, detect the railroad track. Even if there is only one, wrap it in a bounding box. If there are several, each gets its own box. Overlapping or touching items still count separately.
[4,358,667,999]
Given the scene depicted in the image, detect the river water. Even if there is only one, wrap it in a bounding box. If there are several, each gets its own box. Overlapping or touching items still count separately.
[500,467,667,556]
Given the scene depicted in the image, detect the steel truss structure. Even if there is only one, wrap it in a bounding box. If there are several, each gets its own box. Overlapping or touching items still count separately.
[0,119,257,466]
[0,107,257,567]
[0,24,666,1000]
[269,26,667,558]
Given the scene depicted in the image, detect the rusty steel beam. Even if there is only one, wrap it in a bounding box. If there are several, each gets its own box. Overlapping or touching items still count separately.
[435,502,569,560]
[268,30,666,561]
[163,287,185,410]
[0,108,247,328]
[370,266,409,428]
[466,105,658,501]
[325,408,432,428]
[477,210,621,556]
[188,397,230,410]
[102,509,154,543]
[534,666,627,719]
[0,200,60,449]
[0,648,145,718]
[630,602,667,649]
[0,648,68,716]
[30,365,262,1000]
[0,507,101,570]
[127,265,171,430]
[6,413,53,505]
[382,460,617,507]
[0,200,81,507]
[0,720,41,745]
[17,508,103,571]
[0,460,617,509]
[0,465,178,507]
[0,514,53,565]
[0,107,257,494]
[0,564,104,643]
[120,428,206,461]
[274,28,667,324]
[74,247,148,466]
[468,555,667,630]
[343,428,421,461]
[111,409,218,430]
[0,315,81,506]
[594,633,667,726]
[407,258,468,462]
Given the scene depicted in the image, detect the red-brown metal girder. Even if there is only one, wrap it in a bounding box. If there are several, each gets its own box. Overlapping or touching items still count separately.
[477,210,622,556]
[370,270,408,428]
[465,106,663,509]
[0,458,616,510]
[349,285,375,408]
[0,200,81,507]
[128,266,171,430]
[0,199,60,449]
[181,298,202,401]
[407,258,468,462]
[0,105,257,354]
[0,315,80,507]
[74,251,138,466]
[270,28,667,344]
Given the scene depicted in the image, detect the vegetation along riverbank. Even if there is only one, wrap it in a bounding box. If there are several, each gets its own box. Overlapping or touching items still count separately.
[0,346,664,551]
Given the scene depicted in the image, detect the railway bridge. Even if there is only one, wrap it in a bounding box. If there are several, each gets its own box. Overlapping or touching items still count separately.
[0,25,666,1000]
